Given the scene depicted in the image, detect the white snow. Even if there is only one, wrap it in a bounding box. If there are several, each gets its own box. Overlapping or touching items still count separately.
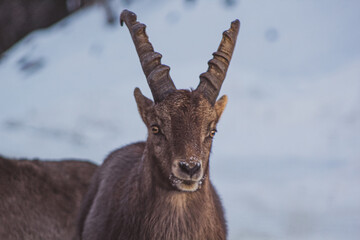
[0,0,359,239]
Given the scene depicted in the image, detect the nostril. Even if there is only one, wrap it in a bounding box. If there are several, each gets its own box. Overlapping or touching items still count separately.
[191,162,201,175]
[178,161,201,177]
[179,161,190,174]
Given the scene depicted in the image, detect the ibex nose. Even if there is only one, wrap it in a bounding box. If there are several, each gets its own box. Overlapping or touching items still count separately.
[178,161,201,178]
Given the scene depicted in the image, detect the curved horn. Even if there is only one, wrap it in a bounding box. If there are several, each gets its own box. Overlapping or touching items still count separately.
[196,20,240,105]
[120,10,176,103]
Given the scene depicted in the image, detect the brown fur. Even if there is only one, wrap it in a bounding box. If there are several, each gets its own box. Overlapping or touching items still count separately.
[0,155,97,240]
[78,90,228,240]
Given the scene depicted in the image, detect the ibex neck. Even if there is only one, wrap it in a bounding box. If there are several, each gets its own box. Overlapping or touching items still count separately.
[134,147,218,239]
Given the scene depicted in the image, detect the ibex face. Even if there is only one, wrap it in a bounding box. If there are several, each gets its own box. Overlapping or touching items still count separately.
[120,10,239,192]
[135,89,227,192]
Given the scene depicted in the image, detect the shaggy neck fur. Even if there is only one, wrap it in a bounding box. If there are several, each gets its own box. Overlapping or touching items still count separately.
[79,142,226,240]
[126,145,224,240]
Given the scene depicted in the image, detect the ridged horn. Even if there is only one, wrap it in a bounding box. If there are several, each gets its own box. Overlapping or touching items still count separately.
[120,10,176,103]
[196,20,240,105]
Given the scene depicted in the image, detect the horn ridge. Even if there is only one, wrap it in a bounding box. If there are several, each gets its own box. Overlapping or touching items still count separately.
[120,9,176,103]
[197,19,240,105]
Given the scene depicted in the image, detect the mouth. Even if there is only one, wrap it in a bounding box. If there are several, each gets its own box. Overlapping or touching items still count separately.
[169,174,206,192]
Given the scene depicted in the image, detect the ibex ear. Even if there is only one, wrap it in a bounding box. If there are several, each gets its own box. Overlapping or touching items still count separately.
[214,95,228,121]
[134,88,154,126]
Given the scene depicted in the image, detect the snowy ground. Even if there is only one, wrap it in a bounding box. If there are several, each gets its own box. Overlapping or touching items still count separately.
[1,0,359,239]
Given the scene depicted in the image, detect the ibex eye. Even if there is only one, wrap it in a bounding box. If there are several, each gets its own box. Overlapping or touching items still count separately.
[151,126,160,134]
[210,129,217,138]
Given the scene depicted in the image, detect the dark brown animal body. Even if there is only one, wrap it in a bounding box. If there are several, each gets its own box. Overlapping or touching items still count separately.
[78,10,240,240]
[0,155,97,240]
[79,140,226,240]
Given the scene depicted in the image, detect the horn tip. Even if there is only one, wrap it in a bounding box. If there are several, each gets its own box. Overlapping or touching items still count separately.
[231,19,240,31]
[120,9,137,26]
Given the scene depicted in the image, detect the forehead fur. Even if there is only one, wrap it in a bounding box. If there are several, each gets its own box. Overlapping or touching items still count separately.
[154,90,216,121]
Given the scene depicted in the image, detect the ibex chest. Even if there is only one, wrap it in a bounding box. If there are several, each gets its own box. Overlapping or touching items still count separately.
[134,193,225,240]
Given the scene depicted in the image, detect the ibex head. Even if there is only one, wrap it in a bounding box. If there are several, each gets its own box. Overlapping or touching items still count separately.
[120,10,239,192]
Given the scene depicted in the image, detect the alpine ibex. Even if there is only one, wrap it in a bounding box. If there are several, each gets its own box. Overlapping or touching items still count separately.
[78,10,240,240]
[0,155,97,240]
